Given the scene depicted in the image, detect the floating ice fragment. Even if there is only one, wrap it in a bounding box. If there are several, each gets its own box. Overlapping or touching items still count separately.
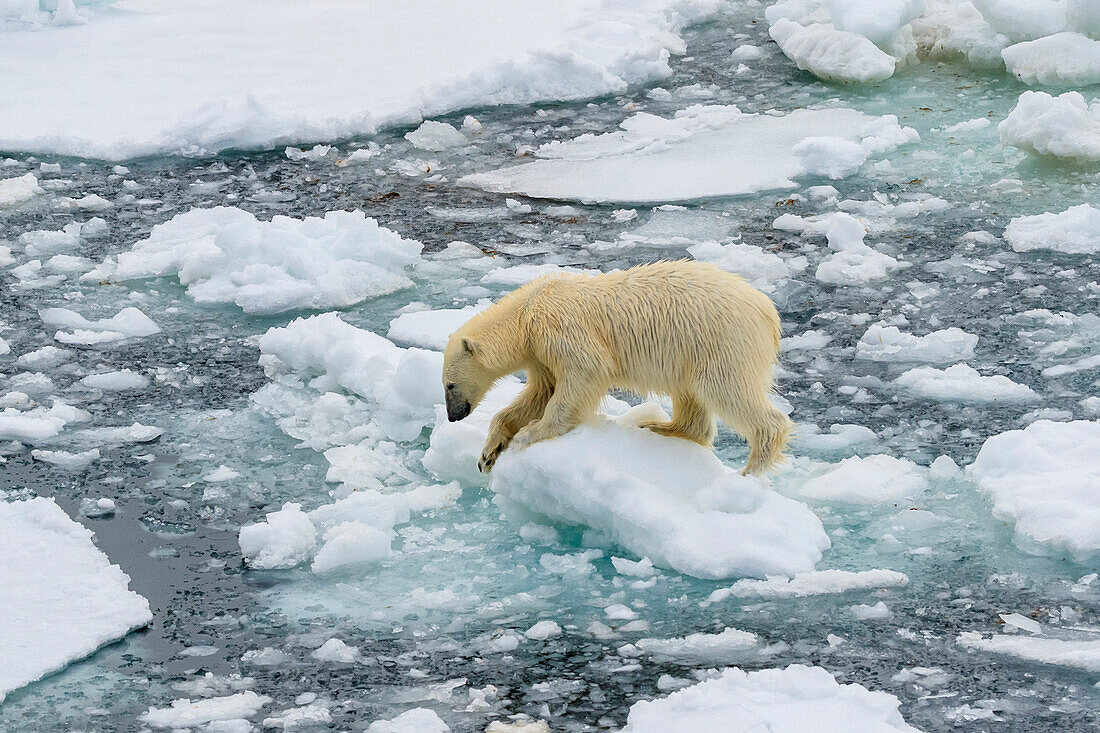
[1000,612,1042,634]
[41,306,160,345]
[33,448,100,470]
[798,455,928,504]
[636,628,760,665]
[524,620,563,640]
[958,631,1100,672]
[850,601,891,620]
[1004,204,1100,254]
[366,708,449,733]
[895,363,1037,403]
[387,301,493,350]
[619,664,920,732]
[79,369,149,391]
[857,324,977,364]
[107,208,423,314]
[311,638,359,663]
[970,420,1100,560]
[999,91,1100,162]
[406,121,467,151]
[141,691,271,728]
[769,19,898,84]
[707,569,910,602]
[238,502,317,570]
[1003,32,1100,87]
[0,173,42,206]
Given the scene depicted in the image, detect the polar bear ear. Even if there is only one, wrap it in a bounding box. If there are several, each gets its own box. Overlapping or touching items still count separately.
[462,337,481,358]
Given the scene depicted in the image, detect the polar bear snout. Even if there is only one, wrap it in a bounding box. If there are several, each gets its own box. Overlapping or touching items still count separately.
[446,394,471,422]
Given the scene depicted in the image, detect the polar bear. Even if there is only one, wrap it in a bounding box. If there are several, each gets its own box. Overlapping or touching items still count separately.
[442,260,792,475]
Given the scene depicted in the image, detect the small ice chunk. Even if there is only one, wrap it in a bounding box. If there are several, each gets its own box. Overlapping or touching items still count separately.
[619,665,918,732]
[958,631,1100,673]
[611,556,657,578]
[238,503,317,570]
[311,638,359,663]
[524,620,563,640]
[857,324,977,364]
[895,363,1038,403]
[141,691,271,729]
[730,44,764,62]
[284,144,331,160]
[636,628,759,665]
[688,241,805,290]
[1000,612,1041,634]
[33,448,100,470]
[406,120,467,151]
[41,306,160,345]
[202,465,240,482]
[79,497,115,517]
[850,601,891,620]
[999,91,1100,163]
[481,263,599,287]
[799,455,928,504]
[710,569,909,601]
[0,400,89,444]
[366,708,450,733]
[1004,204,1100,255]
[769,19,897,84]
[79,369,149,391]
[107,208,423,314]
[0,173,42,206]
[1003,32,1100,88]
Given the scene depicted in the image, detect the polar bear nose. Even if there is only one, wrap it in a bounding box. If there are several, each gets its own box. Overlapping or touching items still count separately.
[446,396,471,422]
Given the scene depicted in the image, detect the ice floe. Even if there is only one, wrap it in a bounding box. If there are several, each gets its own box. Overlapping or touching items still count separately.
[619,664,920,732]
[388,301,493,350]
[489,404,829,580]
[958,631,1100,673]
[101,208,423,314]
[0,497,151,703]
[460,105,918,203]
[895,363,1038,403]
[797,455,928,504]
[1004,204,1100,255]
[40,306,160,346]
[1003,32,1100,87]
[0,0,720,159]
[999,91,1100,163]
[856,324,978,364]
[0,172,41,206]
[970,420,1100,561]
[705,569,910,603]
[634,627,764,665]
[141,690,272,729]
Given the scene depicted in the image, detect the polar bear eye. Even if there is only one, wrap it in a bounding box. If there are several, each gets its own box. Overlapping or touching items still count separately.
[446,383,456,391]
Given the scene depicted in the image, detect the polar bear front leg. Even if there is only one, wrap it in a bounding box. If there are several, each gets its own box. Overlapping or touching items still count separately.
[509,375,603,452]
[479,368,554,473]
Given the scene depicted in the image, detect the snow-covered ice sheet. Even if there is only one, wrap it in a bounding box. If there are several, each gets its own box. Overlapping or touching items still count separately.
[619,664,920,732]
[797,455,928,504]
[0,497,151,703]
[460,105,918,203]
[0,0,719,159]
[970,420,1100,561]
[488,404,830,580]
[101,207,423,314]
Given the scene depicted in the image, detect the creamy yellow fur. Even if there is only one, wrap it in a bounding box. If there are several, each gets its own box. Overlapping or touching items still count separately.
[441,260,792,475]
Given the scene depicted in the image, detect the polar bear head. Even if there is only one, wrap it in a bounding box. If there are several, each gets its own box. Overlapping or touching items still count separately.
[441,333,493,422]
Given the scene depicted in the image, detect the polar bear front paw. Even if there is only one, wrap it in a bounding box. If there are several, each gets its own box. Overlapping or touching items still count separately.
[509,425,539,452]
[478,440,505,473]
